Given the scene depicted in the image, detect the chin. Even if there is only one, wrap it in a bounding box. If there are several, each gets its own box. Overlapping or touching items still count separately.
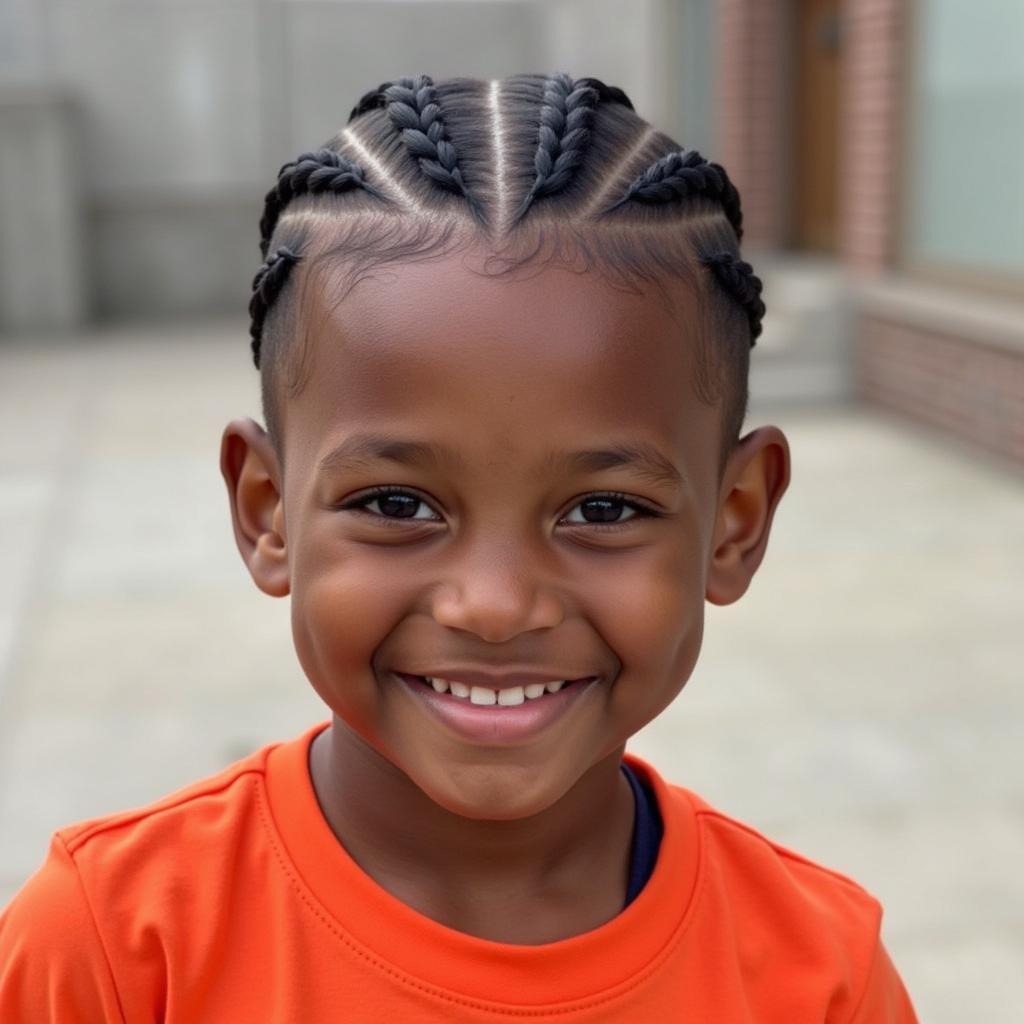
[420,762,564,822]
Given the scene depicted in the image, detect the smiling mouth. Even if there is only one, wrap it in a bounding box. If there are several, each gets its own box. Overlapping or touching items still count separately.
[402,674,591,707]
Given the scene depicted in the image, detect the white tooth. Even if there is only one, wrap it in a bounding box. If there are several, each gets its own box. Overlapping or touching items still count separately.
[497,686,525,706]
[449,681,471,699]
[470,686,497,706]
[524,683,546,700]
[430,677,448,693]
[545,680,565,694]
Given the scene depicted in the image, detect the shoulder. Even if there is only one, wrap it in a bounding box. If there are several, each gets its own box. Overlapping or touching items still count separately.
[0,830,127,1021]
[0,736,292,1021]
[4,739,277,922]
[2,740,281,932]
[57,739,274,864]
[661,784,918,1021]
[36,738,287,948]
[678,785,884,933]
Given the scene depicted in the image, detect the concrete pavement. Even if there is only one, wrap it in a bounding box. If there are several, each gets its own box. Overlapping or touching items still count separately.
[0,319,1021,1022]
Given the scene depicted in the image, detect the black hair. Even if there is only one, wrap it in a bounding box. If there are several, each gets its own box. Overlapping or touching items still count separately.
[249,73,765,477]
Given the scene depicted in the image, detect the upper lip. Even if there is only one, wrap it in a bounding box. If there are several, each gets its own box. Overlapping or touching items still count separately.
[399,669,595,690]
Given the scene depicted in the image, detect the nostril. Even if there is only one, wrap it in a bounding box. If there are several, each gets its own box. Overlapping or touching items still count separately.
[429,572,566,639]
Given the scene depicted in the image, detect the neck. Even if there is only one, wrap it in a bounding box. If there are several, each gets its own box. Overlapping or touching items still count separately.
[309,716,636,944]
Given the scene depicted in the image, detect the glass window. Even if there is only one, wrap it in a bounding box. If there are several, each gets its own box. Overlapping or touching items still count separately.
[905,0,1024,278]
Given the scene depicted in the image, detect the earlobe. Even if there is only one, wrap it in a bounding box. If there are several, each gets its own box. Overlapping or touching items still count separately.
[705,425,791,606]
[219,417,290,597]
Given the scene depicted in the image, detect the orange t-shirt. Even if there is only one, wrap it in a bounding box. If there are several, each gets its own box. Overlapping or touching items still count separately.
[0,720,917,1022]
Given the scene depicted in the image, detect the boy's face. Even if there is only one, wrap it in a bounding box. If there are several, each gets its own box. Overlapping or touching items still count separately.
[223,252,789,820]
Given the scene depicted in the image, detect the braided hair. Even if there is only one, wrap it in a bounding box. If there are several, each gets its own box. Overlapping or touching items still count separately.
[251,72,765,466]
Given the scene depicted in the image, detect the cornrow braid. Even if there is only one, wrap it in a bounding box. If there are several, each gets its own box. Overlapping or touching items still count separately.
[249,246,301,368]
[259,149,382,258]
[384,75,483,221]
[249,72,767,455]
[574,77,635,111]
[510,73,599,226]
[605,149,745,242]
[347,81,391,124]
[699,252,765,344]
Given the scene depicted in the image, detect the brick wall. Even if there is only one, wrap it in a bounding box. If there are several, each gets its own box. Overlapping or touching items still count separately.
[838,0,904,273]
[840,0,1024,469]
[717,0,1024,468]
[858,317,1024,465]
[716,0,790,249]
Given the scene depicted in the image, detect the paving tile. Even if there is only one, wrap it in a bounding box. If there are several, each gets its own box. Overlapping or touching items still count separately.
[881,934,1023,1024]
[0,323,1022,1020]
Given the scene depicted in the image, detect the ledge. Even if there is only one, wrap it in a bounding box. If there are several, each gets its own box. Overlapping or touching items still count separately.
[855,275,1024,356]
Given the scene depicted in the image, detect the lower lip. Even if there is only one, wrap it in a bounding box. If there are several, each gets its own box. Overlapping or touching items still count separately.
[395,673,599,746]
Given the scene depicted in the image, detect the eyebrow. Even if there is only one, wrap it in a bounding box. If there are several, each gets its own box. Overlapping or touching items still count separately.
[317,433,460,474]
[558,444,684,490]
[317,433,684,489]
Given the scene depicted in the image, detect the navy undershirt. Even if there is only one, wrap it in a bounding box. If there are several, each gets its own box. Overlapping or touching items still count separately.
[620,761,664,907]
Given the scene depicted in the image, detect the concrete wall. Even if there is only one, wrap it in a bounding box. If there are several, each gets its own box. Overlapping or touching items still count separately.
[544,0,672,132]
[0,0,697,327]
[41,0,545,321]
[0,82,88,332]
[0,0,48,73]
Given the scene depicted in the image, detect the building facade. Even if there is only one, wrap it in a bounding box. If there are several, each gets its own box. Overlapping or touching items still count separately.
[1,0,1021,465]
[715,0,1023,465]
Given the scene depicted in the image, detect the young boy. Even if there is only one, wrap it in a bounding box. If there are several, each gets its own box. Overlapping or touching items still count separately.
[0,73,918,1021]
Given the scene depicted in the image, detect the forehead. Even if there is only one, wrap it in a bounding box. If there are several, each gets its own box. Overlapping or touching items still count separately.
[285,252,720,486]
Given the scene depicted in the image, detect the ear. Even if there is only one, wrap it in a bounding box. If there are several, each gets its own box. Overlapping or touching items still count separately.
[220,417,290,597]
[706,425,791,606]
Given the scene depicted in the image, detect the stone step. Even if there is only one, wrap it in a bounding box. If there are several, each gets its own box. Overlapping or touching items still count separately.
[744,252,853,403]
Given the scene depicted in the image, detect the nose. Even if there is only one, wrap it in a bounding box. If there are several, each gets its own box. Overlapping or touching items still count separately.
[429,541,565,643]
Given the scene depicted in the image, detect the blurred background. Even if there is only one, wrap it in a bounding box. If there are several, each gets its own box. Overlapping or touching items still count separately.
[0,0,1021,1019]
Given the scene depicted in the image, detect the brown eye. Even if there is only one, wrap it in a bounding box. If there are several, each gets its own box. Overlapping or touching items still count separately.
[372,494,420,517]
[344,488,441,521]
[563,495,645,525]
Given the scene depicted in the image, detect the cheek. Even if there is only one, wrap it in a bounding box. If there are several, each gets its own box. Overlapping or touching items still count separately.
[597,540,706,719]
[289,543,413,724]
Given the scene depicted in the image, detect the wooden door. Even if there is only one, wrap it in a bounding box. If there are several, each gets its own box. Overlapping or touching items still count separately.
[794,0,842,251]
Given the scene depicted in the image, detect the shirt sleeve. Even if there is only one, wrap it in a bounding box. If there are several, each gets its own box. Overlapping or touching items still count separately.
[848,937,919,1023]
[0,833,126,1023]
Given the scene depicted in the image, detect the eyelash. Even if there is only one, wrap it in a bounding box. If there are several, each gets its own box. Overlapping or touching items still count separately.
[336,486,660,532]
